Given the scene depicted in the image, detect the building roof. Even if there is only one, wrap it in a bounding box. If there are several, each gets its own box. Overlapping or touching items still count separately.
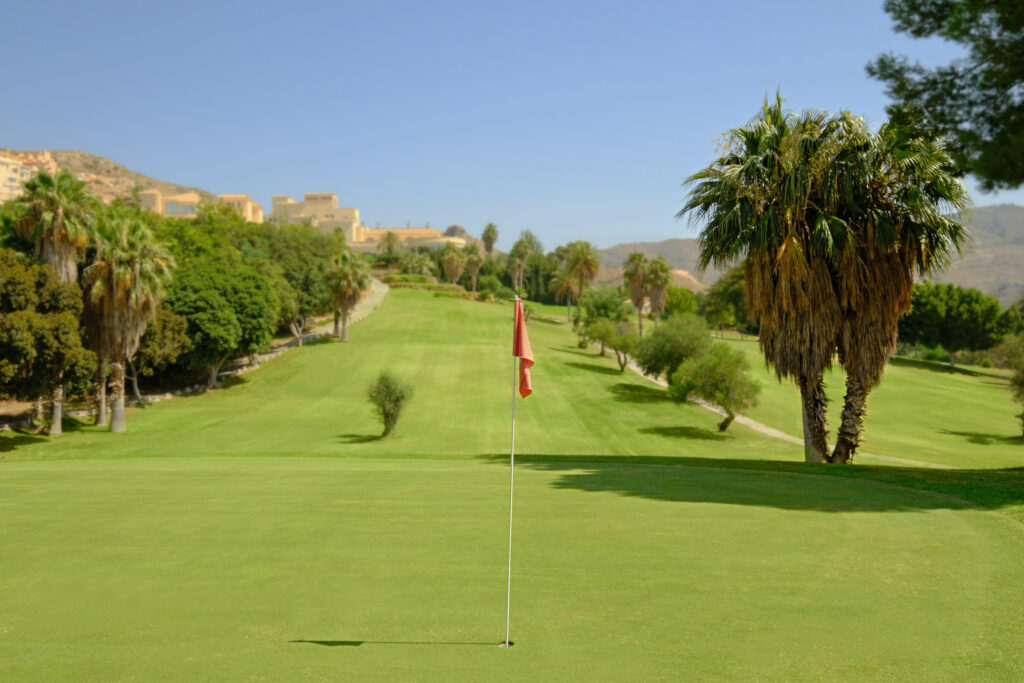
[362,227,443,242]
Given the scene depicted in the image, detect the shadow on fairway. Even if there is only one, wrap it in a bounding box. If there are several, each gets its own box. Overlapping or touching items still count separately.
[639,425,728,441]
[889,356,1011,381]
[477,453,1024,514]
[608,383,670,403]
[290,639,494,647]
[564,361,621,376]
[339,433,384,444]
[941,429,1024,446]
[548,346,595,357]
[0,432,47,452]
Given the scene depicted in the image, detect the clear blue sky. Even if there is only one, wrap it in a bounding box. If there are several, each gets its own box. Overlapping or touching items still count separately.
[5,0,1022,251]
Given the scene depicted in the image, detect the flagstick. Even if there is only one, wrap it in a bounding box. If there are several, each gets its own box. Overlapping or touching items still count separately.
[501,301,518,648]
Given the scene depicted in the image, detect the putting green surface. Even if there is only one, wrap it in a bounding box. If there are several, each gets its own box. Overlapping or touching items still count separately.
[2,290,1023,680]
[2,457,1023,681]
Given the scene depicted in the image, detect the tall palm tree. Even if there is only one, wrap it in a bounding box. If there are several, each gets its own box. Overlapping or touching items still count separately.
[14,169,95,284]
[440,244,467,284]
[377,231,402,257]
[15,169,97,433]
[327,249,372,342]
[548,269,577,322]
[826,119,970,462]
[647,257,671,327]
[482,223,498,255]
[683,97,847,463]
[506,255,526,293]
[623,252,648,335]
[463,243,484,292]
[565,241,600,320]
[82,211,175,433]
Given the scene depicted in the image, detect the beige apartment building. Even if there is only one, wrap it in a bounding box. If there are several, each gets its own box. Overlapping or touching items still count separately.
[0,152,33,203]
[267,191,464,251]
[139,189,263,222]
[217,194,264,223]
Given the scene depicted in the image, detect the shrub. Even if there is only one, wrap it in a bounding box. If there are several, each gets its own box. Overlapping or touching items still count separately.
[367,371,412,436]
[478,274,502,293]
[496,286,516,301]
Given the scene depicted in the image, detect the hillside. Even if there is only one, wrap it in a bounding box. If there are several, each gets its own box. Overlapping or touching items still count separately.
[600,204,1024,303]
[2,149,214,204]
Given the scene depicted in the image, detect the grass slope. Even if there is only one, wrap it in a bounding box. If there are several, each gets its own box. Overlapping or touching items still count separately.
[1,290,1023,680]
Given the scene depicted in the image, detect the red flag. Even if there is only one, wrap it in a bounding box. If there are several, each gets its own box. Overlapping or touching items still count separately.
[513,298,534,398]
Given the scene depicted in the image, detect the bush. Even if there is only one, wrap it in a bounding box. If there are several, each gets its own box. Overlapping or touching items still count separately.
[367,371,412,436]
[496,286,516,301]
[383,273,437,284]
[478,274,503,293]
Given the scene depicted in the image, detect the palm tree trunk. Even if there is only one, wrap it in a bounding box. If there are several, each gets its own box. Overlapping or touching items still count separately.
[95,358,108,426]
[49,383,63,436]
[109,361,127,432]
[341,310,350,342]
[566,300,571,322]
[831,377,867,464]
[333,309,340,336]
[799,374,830,463]
[637,309,643,337]
[128,358,142,402]
[32,397,45,433]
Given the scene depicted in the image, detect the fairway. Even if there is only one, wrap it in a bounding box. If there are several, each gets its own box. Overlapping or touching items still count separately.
[2,290,1024,680]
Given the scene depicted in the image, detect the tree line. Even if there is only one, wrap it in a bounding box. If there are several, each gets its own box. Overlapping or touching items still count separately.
[0,170,373,434]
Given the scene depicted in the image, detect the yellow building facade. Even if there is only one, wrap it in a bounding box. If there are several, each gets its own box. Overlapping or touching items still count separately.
[0,153,33,204]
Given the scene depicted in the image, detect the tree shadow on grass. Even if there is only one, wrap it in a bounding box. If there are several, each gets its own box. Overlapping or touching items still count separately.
[339,433,384,444]
[564,361,621,376]
[290,639,494,647]
[941,429,1024,446]
[889,356,1010,381]
[548,346,594,358]
[608,383,670,404]
[477,453,1024,514]
[639,425,729,441]
[0,432,47,453]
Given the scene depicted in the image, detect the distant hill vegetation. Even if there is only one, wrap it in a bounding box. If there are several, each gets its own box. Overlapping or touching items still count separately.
[599,204,1024,304]
[2,149,214,204]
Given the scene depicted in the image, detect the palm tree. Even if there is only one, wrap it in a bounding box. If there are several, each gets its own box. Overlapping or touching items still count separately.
[377,231,402,257]
[327,249,372,341]
[683,97,848,463]
[565,241,600,320]
[647,257,671,327]
[548,269,577,322]
[440,244,467,284]
[623,252,648,335]
[506,255,526,293]
[463,243,484,292]
[82,211,174,433]
[826,119,970,462]
[15,169,97,433]
[14,169,95,284]
[482,223,498,255]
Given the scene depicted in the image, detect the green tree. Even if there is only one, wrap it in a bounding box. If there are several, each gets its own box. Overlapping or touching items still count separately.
[83,212,175,432]
[998,333,1024,437]
[548,269,577,322]
[463,243,484,292]
[128,307,190,400]
[587,319,638,371]
[646,257,671,328]
[663,286,697,319]
[623,252,648,335]
[377,231,402,257]
[367,370,412,436]
[0,249,95,435]
[565,240,600,319]
[868,0,1024,189]
[440,243,467,285]
[700,265,752,334]
[165,263,242,388]
[327,249,372,341]
[669,342,760,431]
[634,314,710,382]
[13,169,95,284]
[898,282,1006,359]
[482,223,498,255]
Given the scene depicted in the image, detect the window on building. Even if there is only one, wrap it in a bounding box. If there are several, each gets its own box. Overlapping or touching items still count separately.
[165,201,179,214]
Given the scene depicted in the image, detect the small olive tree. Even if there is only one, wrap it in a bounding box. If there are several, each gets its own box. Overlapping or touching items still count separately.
[367,371,412,436]
[669,342,760,431]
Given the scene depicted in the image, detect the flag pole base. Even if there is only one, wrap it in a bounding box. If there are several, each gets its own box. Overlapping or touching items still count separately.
[499,641,515,648]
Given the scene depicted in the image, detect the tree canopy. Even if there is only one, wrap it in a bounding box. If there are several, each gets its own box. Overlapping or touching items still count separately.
[867,0,1024,189]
